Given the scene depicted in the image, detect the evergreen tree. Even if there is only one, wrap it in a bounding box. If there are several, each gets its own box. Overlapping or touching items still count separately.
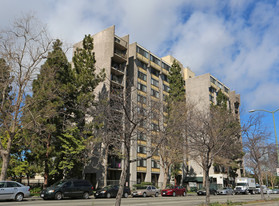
[159,60,186,188]
[71,34,105,129]
[23,39,72,187]
[168,60,185,103]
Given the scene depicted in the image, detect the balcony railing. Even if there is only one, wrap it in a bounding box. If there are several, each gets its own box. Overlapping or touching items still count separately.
[114,49,127,59]
[114,36,128,48]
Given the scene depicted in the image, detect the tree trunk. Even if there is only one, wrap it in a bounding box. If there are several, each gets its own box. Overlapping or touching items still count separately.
[0,137,12,180]
[162,165,169,189]
[43,134,51,188]
[0,151,10,180]
[103,146,108,187]
[115,147,128,206]
[205,168,210,206]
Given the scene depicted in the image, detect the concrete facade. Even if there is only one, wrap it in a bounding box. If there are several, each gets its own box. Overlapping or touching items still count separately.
[74,26,241,189]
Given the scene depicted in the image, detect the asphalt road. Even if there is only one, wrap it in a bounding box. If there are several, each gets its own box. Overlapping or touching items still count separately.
[0,194,279,206]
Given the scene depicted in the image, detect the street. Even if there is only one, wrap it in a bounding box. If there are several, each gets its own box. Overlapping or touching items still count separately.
[0,194,279,206]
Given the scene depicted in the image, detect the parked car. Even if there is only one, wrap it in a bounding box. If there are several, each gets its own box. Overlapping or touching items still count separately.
[255,185,267,194]
[132,185,160,197]
[161,185,186,196]
[267,188,273,194]
[40,179,93,200]
[217,187,234,195]
[272,189,279,194]
[94,185,131,198]
[197,187,217,196]
[0,181,30,201]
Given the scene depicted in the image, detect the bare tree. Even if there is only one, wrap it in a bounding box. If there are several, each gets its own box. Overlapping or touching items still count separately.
[152,101,190,189]
[265,144,278,188]
[0,14,52,180]
[186,106,241,205]
[242,113,272,199]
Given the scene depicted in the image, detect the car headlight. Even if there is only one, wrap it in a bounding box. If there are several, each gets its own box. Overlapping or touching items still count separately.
[100,191,106,193]
[48,190,55,193]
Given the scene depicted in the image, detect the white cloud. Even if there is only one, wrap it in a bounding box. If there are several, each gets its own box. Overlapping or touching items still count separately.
[1,0,279,113]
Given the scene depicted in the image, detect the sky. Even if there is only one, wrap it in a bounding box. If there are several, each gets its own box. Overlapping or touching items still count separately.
[1,0,279,140]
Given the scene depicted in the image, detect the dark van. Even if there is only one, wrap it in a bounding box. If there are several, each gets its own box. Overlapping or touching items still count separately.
[95,185,131,198]
[40,179,93,200]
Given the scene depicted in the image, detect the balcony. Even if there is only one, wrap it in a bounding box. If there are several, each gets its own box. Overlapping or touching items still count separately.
[108,157,122,170]
[111,74,124,86]
[111,62,125,75]
[114,36,128,50]
[113,48,127,63]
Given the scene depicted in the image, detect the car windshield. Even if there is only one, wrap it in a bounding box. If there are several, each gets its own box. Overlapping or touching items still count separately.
[51,180,68,187]
[102,185,113,190]
[236,183,247,186]
[136,186,147,189]
[166,186,175,189]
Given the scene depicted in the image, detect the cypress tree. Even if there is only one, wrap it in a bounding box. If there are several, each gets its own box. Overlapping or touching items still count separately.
[168,60,185,103]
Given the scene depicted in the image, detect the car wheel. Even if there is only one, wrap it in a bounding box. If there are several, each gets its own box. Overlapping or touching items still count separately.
[124,192,128,198]
[106,193,111,198]
[183,191,186,196]
[83,192,89,199]
[143,192,147,197]
[155,192,159,197]
[173,192,176,197]
[55,192,63,200]
[15,193,24,201]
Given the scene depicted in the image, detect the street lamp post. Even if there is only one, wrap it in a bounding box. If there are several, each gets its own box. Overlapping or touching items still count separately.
[249,108,279,167]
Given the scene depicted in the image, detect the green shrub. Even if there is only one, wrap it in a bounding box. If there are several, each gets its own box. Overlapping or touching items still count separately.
[30,187,41,196]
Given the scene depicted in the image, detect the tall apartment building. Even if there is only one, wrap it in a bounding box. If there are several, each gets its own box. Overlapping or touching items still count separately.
[185,74,242,188]
[74,25,241,189]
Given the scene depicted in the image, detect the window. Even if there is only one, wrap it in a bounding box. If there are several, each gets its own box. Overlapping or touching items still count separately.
[151,123,159,131]
[151,78,159,87]
[150,55,160,65]
[137,132,146,141]
[151,67,160,77]
[209,94,214,102]
[151,89,159,98]
[163,84,169,92]
[137,83,147,92]
[152,160,160,168]
[137,159,147,167]
[138,60,148,70]
[162,62,170,71]
[138,71,147,81]
[137,145,146,154]
[137,94,147,104]
[217,81,223,89]
[162,74,168,82]
[137,107,147,115]
[163,94,168,101]
[151,111,159,120]
[224,87,229,93]
[210,76,216,84]
[136,46,149,59]
[6,182,20,187]
[139,119,147,128]
[209,86,216,93]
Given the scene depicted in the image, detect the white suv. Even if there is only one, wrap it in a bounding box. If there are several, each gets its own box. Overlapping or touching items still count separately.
[0,181,30,201]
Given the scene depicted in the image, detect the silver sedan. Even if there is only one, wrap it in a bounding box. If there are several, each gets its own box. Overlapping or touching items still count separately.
[0,181,30,201]
[217,187,234,195]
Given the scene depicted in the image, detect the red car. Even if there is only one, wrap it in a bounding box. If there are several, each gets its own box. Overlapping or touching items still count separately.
[161,185,186,196]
